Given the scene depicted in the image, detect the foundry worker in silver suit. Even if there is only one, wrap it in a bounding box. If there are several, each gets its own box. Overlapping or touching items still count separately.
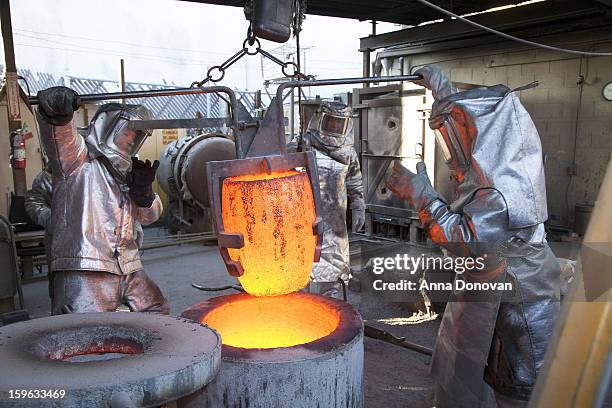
[36,86,169,315]
[25,164,53,231]
[386,65,560,407]
[303,101,365,298]
[25,165,146,258]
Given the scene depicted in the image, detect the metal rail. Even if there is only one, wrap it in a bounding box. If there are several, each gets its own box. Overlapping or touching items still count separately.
[28,86,238,107]
[140,233,216,251]
[275,74,422,100]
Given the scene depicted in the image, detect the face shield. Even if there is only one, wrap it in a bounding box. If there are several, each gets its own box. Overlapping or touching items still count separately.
[315,110,354,149]
[104,114,151,159]
[319,112,350,137]
[432,118,468,169]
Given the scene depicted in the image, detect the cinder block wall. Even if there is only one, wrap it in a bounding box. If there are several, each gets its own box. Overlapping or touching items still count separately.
[381,37,612,228]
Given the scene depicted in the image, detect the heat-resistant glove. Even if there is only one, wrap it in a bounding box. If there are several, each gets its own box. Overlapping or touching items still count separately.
[352,206,365,232]
[37,86,80,125]
[386,161,439,212]
[126,158,159,208]
[412,65,457,101]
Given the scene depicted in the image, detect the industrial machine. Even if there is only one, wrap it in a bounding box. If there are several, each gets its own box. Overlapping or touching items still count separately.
[352,81,477,244]
[157,132,235,234]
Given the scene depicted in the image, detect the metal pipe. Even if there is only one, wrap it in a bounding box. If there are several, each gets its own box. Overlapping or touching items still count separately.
[275,74,422,101]
[28,86,247,163]
[140,235,215,251]
[144,231,215,241]
[28,86,238,108]
[119,59,126,105]
[364,323,433,356]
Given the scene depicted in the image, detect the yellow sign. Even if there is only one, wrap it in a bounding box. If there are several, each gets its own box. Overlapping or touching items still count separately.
[162,129,179,145]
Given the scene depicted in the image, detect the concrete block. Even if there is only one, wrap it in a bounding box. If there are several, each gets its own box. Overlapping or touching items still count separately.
[459,56,485,68]
[535,49,567,62]
[548,88,577,103]
[522,88,549,103]
[532,103,563,118]
[491,51,538,67]
[590,126,612,149]
[521,61,550,76]
[594,101,612,117]
[450,67,473,83]
[507,65,522,78]
[576,131,592,149]
[493,66,508,81]
[472,67,497,85]
[539,72,566,88]
[541,133,560,152]
[508,74,536,90]
[548,120,576,148]
[564,72,582,88]
[562,101,578,118]
[532,118,548,135]
[578,100,596,118]
[550,58,580,74]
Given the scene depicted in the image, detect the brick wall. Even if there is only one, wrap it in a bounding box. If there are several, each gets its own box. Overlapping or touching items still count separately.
[381,37,612,228]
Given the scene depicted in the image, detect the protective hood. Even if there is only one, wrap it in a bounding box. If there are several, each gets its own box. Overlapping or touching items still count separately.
[303,101,355,164]
[79,103,152,179]
[415,65,548,228]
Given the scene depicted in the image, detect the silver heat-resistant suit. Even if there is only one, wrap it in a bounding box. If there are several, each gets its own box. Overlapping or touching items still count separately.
[303,102,365,290]
[387,65,560,407]
[36,87,168,315]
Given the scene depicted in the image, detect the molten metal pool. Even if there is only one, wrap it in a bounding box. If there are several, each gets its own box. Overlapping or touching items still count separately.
[180,292,364,407]
[200,292,340,349]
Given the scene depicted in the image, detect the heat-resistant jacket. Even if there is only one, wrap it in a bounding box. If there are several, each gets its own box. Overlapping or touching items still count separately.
[25,168,53,229]
[304,119,364,283]
[37,113,161,275]
[412,65,560,406]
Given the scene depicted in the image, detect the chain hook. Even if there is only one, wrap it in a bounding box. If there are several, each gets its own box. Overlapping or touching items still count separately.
[191,25,312,87]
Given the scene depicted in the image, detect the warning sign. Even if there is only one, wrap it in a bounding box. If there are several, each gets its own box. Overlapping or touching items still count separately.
[6,71,21,121]
[162,129,179,144]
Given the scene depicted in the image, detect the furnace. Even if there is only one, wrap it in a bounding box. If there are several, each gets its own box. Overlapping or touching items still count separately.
[180,292,363,407]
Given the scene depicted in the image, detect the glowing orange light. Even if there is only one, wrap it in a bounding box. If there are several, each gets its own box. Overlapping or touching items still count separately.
[202,293,340,349]
[221,170,317,296]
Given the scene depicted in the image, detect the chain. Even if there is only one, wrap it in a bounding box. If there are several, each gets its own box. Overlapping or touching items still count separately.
[190,28,311,88]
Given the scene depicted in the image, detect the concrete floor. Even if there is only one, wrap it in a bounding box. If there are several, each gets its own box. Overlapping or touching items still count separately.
[15,228,583,408]
[18,228,441,407]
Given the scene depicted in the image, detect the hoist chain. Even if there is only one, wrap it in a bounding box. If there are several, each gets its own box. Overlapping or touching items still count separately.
[190,27,311,88]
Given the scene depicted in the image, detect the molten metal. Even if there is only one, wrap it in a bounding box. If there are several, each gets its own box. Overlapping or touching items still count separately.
[201,293,340,349]
[222,170,317,296]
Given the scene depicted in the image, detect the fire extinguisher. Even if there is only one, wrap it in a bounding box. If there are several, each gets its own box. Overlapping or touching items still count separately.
[10,127,33,169]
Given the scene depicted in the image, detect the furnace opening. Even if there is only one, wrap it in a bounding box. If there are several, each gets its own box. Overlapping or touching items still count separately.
[32,325,153,362]
[202,293,340,349]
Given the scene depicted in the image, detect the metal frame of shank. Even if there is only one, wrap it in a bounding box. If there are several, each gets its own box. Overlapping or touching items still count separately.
[207,75,422,278]
[28,86,248,150]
